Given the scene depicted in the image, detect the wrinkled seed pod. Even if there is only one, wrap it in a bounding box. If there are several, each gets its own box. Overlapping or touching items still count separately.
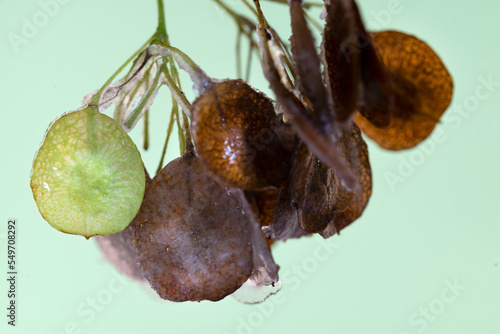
[290,141,353,234]
[354,31,454,150]
[190,79,290,190]
[321,122,372,238]
[134,153,254,302]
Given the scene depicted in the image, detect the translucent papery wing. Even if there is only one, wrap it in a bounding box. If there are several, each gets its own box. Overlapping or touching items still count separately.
[232,278,282,305]
[354,31,454,150]
[321,122,372,238]
[82,49,165,132]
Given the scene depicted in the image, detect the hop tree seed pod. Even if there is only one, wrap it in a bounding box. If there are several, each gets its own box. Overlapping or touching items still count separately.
[190,79,290,191]
[321,122,372,238]
[354,31,454,150]
[30,106,146,238]
[134,152,255,302]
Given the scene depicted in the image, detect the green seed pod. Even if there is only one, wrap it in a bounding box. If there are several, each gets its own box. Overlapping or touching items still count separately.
[30,106,146,238]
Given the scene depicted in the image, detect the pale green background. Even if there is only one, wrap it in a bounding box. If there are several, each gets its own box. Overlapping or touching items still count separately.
[1,0,499,333]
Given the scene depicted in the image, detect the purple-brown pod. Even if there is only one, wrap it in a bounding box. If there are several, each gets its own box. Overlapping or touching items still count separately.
[133,152,254,302]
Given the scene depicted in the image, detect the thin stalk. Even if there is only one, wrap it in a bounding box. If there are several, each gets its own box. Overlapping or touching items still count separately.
[181,107,193,153]
[163,67,192,119]
[245,38,254,81]
[262,0,323,9]
[89,35,154,107]
[302,8,323,31]
[143,108,150,150]
[151,41,211,93]
[174,103,185,155]
[243,0,296,81]
[214,0,241,19]
[241,0,259,16]
[156,101,177,174]
[236,29,243,78]
[124,63,163,129]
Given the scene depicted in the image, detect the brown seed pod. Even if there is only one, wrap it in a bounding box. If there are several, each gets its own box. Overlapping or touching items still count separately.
[321,122,372,238]
[190,79,290,190]
[246,189,278,228]
[268,181,307,241]
[354,31,454,150]
[290,140,353,234]
[94,170,151,280]
[133,152,254,302]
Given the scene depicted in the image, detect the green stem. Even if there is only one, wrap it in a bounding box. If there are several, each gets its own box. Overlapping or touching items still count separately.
[156,101,177,174]
[245,37,254,81]
[86,107,98,154]
[214,0,240,19]
[143,108,149,150]
[124,63,164,129]
[181,107,193,153]
[241,0,259,16]
[244,0,296,81]
[174,103,185,155]
[156,0,168,43]
[163,67,192,118]
[236,30,243,78]
[151,41,211,92]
